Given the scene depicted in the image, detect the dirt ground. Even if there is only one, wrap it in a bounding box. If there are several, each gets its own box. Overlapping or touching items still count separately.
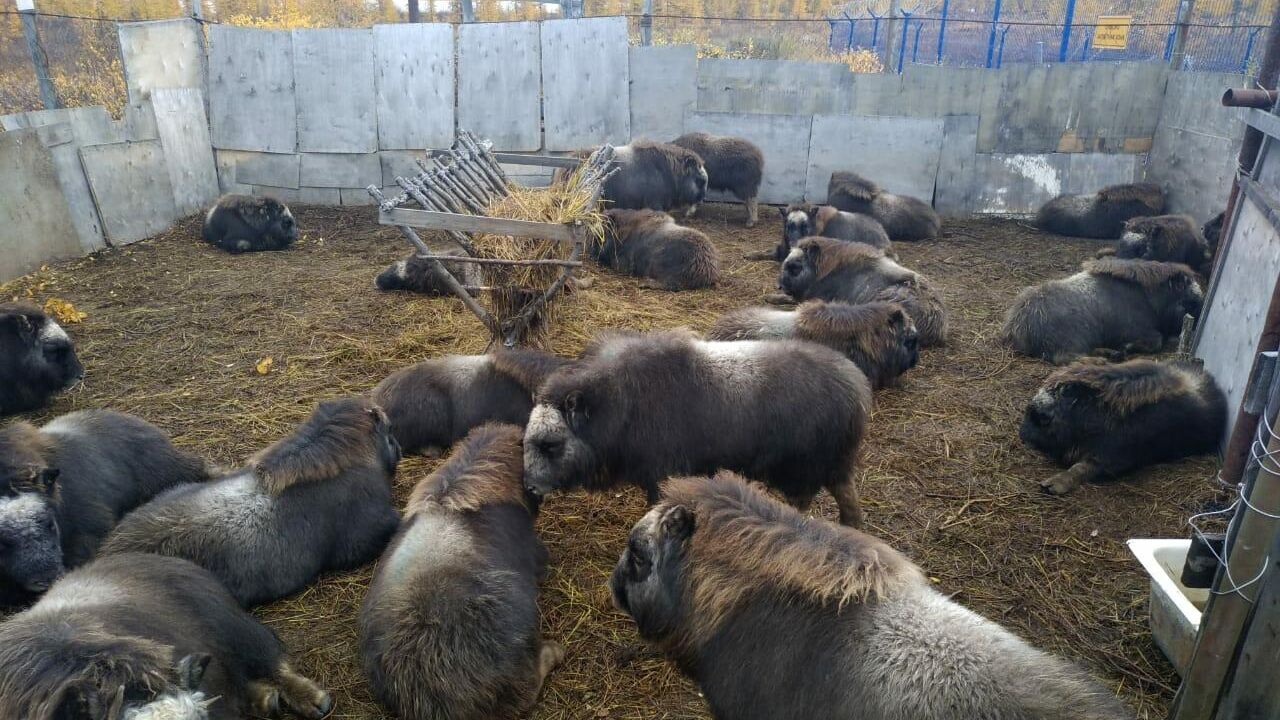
[3,202,1221,719]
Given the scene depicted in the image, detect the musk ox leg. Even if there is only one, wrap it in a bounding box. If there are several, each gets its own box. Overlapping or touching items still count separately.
[274,661,333,719]
[531,641,566,701]
[745,197,759,227]
[1124,333,1166,356]
[744,249,775,261]
[763,293,796,306]
[1088,347,1128,363]
[248,680,284,718]
[685,204,698,218]
[828,477,864,528]
[1040,460,1105,495]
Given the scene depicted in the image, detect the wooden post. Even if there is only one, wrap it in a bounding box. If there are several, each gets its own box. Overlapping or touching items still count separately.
[641,0,653,46]
[16,0,58,110]
[1170,0,1197,69]
[190,0,203,21]
[882,0,901,74]
[1214,523,1280,719]
[407,0,420,22]
[459,0,475,23]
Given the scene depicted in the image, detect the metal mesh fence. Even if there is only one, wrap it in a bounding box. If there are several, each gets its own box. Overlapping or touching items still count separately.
[0,13,129,117]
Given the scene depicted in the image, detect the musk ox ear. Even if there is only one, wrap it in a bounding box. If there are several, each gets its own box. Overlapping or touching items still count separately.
[887,307,907,327]
[1057,381,1094,404]
[803,241,821,266]
[565,391,589,431]
[683,155,701,172]
[176,653,211,691]
[1168,273,1189,291]
[0,310,34,339]
[660,504,695,542]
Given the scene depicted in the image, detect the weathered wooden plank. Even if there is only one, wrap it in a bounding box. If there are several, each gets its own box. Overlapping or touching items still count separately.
[457,22,541,151]
[152,88,220,217]
[120,100,159,142]
[806,115,944,204]
[0,129,83,282]
[293,28,378,153]
[373,23,454,150]
[79,140,178,245]
[117,18,205,104]
[208,26,296,153]
[933,114,979,217]
[541,17,629,151]
[382,207,575,243]
[300,153,381,189]
[1,106,121,145]
[683,111,812,205]
[213,150,253,194]
[629,45,696,141]
[25,122,107,253]
[1147,71,1244,222]
[298,187,342,205]
[235,153,301,188]
[493,153,581,169]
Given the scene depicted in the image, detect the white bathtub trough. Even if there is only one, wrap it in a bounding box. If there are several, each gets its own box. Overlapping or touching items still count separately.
[1127,538,1209,676]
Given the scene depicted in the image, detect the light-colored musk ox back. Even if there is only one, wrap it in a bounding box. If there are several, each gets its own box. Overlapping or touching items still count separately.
[0,411,208,600]
[1109,215,1210,274]
[611,473,1134,720]
[1035,182,1165,239]
[826,171,941,241]
[707,300,919,390]
[201,194,298,254]
[375,249,481,294]
[371,349,569,456]
[0,553,331,720]
[597,142,709,212]
[598,209,721,290]
[101,397,401,607]
[670,132,764,226]
[0,303,83,416]
[1021,358,1226,494]
[522,329,872,526]
[1001,257,1203,364]
[359,424,563,720]
[757,204,891,262]
[780,238,948,347]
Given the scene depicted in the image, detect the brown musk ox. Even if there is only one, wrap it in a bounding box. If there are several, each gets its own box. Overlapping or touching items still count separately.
[375,249,481,295]
[522,329,872,526]
[1035,182,1165,239]
[0,553,331,720]
[706,300,919,390]
[1001,257,1203,365]
[1202,210,1226,256]
[201,194,298,253]
[826,171,941,241]
[598,141,708,213]
[670,131,764,226]
[1109,215,1211,274]
[1020,358,1226,494]
[0,303,83,416]
[747,203,892,262]
[610,472,1135,720]
[359,424,562,720]
[597,209,721,290]
[101,397,401,607]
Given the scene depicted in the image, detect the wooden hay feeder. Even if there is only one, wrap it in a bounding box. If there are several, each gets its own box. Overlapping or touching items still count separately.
[369,131,616,347]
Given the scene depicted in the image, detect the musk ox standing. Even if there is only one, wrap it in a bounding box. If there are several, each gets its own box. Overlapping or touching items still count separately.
[522,330,872,526]
[611,473,1134,720]
[1035,182,1165,239]
[0,553,331,720]
[670,132,764,226]
[1002,257,1202,364]
[372,349,569,456]
[779,238,948,347]
[598,142,708,213]
[359,424,563,720]
[597,209,721,290]
[375,249,481,294]
[1021,358,1226,495]
[1110,215,1211,274]
[0,303,83,416]
[0,410,208,598]
[826,171,941,241]
[102,397,401,607]
[202,194,298,253]
[750,204,891,262]
[707,300,919,389]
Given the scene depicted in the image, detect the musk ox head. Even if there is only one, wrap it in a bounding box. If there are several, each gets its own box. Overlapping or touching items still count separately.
[780,205,816,249]
[375,259,410,291]
[522,394,599,498]
[0,304,83,415]
[255,198,298,247]
[678,155,709,208]
[887,305,921,371]
[45,652,213,720]
[610,503,694,640]
[1156,271,1204,332]
[778,243,819,298]
[1019,383,1102,465]
[0,423,64,593]
[1203,211,1225,255]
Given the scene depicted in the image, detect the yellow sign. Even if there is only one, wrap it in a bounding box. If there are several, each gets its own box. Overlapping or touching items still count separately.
[1093,15,1131,50]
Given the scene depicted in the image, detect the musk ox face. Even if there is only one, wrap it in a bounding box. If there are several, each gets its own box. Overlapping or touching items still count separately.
[1162,273,1204,329]
[894,311,921,370]
[1019,385,1101,464]
[0,305,83,414]
[782,208,814,248]
[779,246,817,297]
[522,398,597,497]
[0,469,64,593]
[678,158,709,207]
[52,653,213,720]
[372,407,403,475]
[610,503,694,639]
[375,260,409,290]
[267,203,298,245]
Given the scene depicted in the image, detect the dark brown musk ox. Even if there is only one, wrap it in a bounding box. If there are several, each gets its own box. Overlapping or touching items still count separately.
[522,329,872,526]
[0,410,209,602]
[0,553,331,720]
[706,300,918,390]
[1107,215,1211,274]
[670,132,764,227]
[596,209,721,290]
[1202,210,1226,256]
[101,397,401,607]
[0,303,83,416]
[826,171,941,241]
[375,249,481,294]
[610,472,1135,720]
[1001,257,1203,365]
[748,203,892,262]
[598,141,709,213]
[1035,182,1165,239]
[201,194,298,254]
[779,237,948,347]
[1020,358,1226,495]
[372,349,570,456]
[359,424,563,720]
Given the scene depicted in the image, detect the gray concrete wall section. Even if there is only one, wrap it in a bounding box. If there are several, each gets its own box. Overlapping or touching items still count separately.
[299,153,381,188]
[152,88,220,217]
[628,45,696,142]
[805,115,944,204]
[79,140,178,245]
[457,22,541,151]
[684,111,812,204]
[1,106,121,145]
[117,19,206,105]
[966,153,1139,214]
[293,29,378,153]
[933,115,980,217]
[208,26,297,153]
[373,23,455,150]
[1146,71,1245,223]
[32,123,108,253]
[235,153,301,188]
[541,17,630,151]
[0,129,83,283]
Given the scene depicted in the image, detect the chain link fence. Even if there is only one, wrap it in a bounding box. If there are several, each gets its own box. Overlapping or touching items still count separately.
[0,11,130,116]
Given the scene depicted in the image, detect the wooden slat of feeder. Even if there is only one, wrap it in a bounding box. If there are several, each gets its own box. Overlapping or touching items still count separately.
[492,153,583,169]
[414,254,583,267]
[381,208,577,244]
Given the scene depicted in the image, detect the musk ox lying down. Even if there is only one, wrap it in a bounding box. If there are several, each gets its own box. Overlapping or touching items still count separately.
[0,553,331,720]
[523,330,872,526]
[360,424,562,720]
[202,194,298,253]
[1109,215,1211,274]
[597,209,721,290]
[372,349,569,456]
[599,142,708,213]
[611,473,1134,720]
[1035,182,1165,239]
[1021,358,1226,495]
[707,300,918,390]
[1203,211,1225,256]
[102,397,401,607]
[1002,257,1203,364]
[375,249,481,294]
[0,410,208,599]
[748,204,891,262]
[0,303,83,416]
[827,171,941,241]
[670,132,764,226]
[779,238,948,347]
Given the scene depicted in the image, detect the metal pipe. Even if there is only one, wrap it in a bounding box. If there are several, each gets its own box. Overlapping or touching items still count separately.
[986,0,1003,69]
[1170,0,1198,68]
[896,10,912,74]
[1222,88,1279,109]
[936,0,950,64]
[17,1,58,110]
[1058,0,1076,63]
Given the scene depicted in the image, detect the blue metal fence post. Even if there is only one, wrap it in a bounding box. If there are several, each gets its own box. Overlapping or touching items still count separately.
[1242,26,1263,74]
[996,25,1011,68]
[870,9,882,51]
[1058,0,1077,62]
[897,9,913,73]
[1163,26,1177,61]
[936,0,950,64]
[842,11,856,51]
[912,20,923,64]
[985,0,1003,69]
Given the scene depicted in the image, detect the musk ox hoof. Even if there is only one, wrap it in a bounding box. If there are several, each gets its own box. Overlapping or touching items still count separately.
[249,682,283,718]
[763,293,796,306]
[685,204,698,218]
[1039,472,1081,495]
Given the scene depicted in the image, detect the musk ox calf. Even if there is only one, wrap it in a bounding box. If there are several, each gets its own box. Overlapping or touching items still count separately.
[360,424,562,720]
[1021,358,1226,495]
[779,238,948,347]
[1002,257,1203,364]
[670,132,764,226]
[748,203,891,262]
[375,249,481,294]
[707,301,918,390]
[827,171,940,241]
[597,209,721,290]
[0,303,83,416]
[1036,182,1165,239]
[1110,215,1211,274]
[0,410,208,599]
[611,473,1134,720]
[102,397,401,607]
[598,142,708,213]
[0,553,331,720]
[202,194,298,253]
[372,349,569,456]
[523,330,872,526]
